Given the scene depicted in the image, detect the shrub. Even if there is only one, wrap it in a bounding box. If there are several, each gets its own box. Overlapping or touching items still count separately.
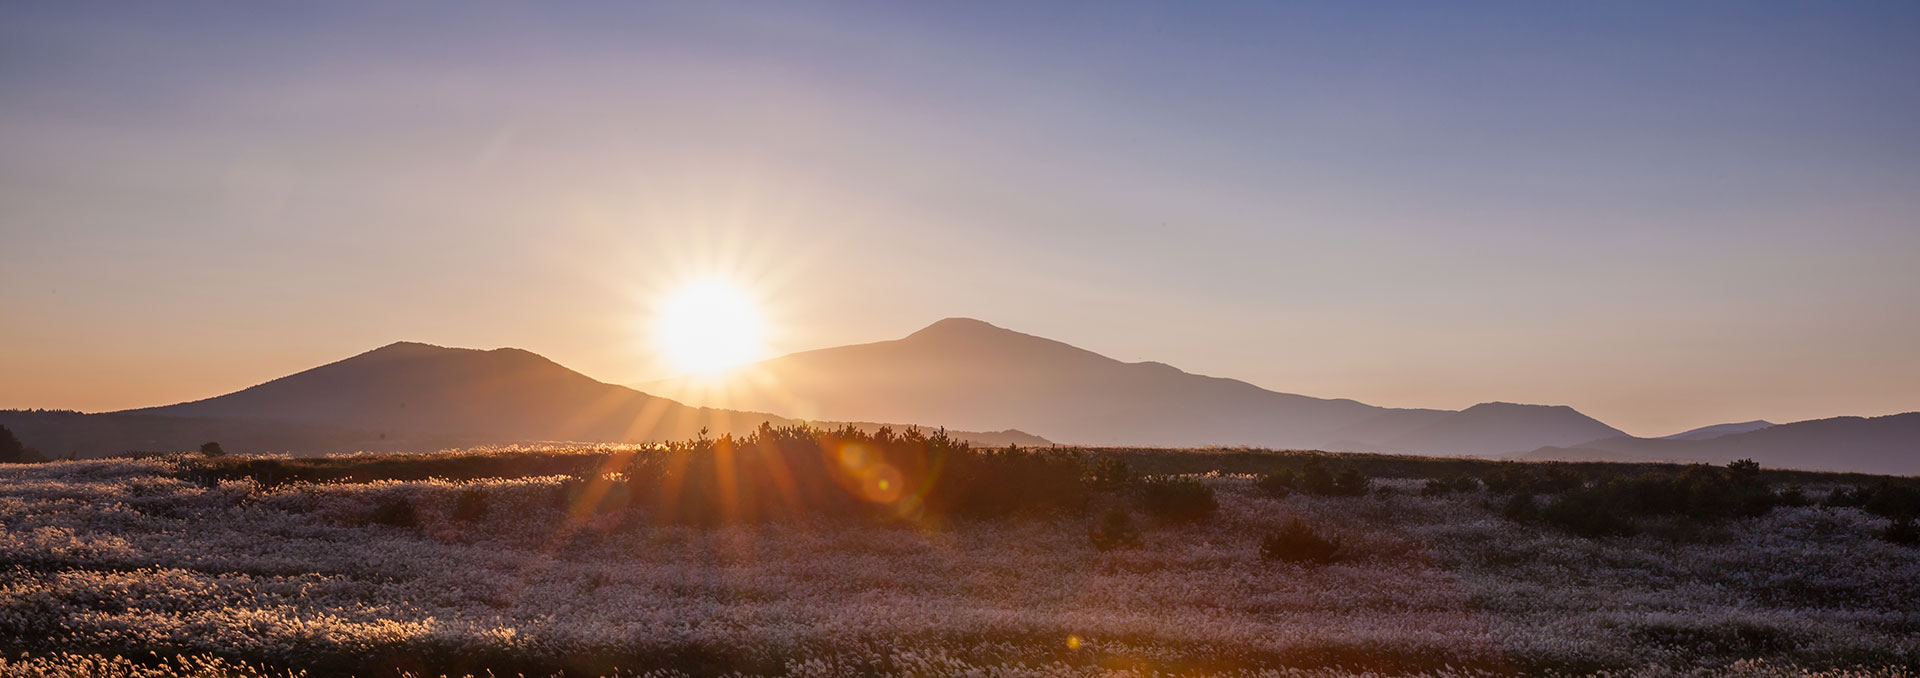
[1541,489,1633,537]
[369,498,418,528]
[613,423,1090,525]
[1521,460,1793,537]
[1086,457,1136,492]
[1137,477,1217,522]
[1088,509,1141,551]
[1254,470,1294,498]
[1260,519,1340,564]
[1299,461,1336,495]
[198,442,226,458]
[1332,467,1369,497]
[452,488,487,522]
[1825,486,1866,508]
[1885,518,1919,547]
[1861,482,1920,521]
[1502,493,1539,522]
[1292,461,1366,497]
[1421,476,1479,496]
[1482,463,1584,495]
[1727,458,1762,485]
[0,425,46,464]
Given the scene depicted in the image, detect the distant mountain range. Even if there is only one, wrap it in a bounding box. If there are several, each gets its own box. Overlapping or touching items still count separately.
[643,318,1916,474]
[1658,420,1774,441]
[1,341,1043,458]
[643,318,1628,454]
[126,342,781,443]
[1526,414,1918,476]
[4,318,1913,474]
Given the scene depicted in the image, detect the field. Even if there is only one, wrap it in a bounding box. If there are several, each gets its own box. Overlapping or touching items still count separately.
[2,434,1918,677]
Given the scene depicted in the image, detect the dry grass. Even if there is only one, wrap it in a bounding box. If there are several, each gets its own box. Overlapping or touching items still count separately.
[2,455,1916,677]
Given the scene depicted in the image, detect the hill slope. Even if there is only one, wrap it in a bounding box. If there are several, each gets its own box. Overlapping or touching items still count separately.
[123,342,785,443]
[643,318,1623,452]
[1377,402,1628,456]
[1658,420,1774,441]
[1525,413,1920,476]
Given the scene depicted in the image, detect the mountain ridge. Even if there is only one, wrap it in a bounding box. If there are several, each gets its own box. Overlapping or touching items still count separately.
[1524,412,1920,476]
[643,317,1625,453]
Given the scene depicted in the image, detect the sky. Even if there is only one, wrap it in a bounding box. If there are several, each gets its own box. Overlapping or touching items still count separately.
[3,1,1918,437]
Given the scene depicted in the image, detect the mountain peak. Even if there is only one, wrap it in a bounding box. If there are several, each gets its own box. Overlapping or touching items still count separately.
[907,317,1009,339]
[361,341,462,359]
[359,342,546,363]
[1463,401,1569,412]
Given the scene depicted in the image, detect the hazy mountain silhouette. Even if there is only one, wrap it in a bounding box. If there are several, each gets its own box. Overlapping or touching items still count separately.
[123,342,783,443]
[1657,420,1774,441]
[643,318,1625,453]
[25,341,1043,458]
[1526,413,1920,476]
[1371,402,1628,456]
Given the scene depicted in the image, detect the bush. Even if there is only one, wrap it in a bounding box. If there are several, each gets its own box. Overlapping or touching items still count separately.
[1088,509,1141,551]
[1137,478,1217,522]
[1086,457,1136,492]
[1885,518,1919,547]
[1861,482,1920,521]
[1541,489,1634,537]
[1482,463,1584,495]
[1254,470,1293,498]
[452,488,487,522]
[369,498,418,528]
[1423,475,1478,496]
[1291,461,1366,497]
[1502,493,1539,522]
[1825,486,1866,508]
[199,442,226,458]
[0,425,46,464]
[1260,519,1340,564]
[1332,467,1369,497]
[1520,460,1797,537]
[1299,461,1336,495]
[612,423,1091,525]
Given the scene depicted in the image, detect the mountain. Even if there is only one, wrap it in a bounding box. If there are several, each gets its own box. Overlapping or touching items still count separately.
[1658,420,1774,441]
[24,341,1040,458]
[123,342,785,443]
[1524,413,1920,476]
[1373,402,1629,456]
[642,318,1624,453]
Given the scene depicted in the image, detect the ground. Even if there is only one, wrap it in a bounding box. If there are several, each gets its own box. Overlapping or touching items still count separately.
[1,452,1916,677]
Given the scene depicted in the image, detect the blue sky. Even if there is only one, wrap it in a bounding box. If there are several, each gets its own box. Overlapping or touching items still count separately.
[3,1,1918,434]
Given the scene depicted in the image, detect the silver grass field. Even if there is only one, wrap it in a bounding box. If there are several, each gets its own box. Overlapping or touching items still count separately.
[1,453,1916,677]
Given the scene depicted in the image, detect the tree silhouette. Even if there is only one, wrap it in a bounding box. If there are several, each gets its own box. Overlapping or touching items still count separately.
[1,425,45,464]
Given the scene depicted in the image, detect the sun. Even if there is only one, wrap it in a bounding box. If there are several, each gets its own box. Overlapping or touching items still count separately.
[653,278,767,375]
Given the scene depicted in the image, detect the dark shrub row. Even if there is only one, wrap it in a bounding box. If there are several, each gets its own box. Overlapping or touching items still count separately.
[610,423,1090,525]
[1824,481,1920,546]
[1261,519,1341,564]
[1088,509,1141,551]
[1512,460,1838,538]
[1479,463,1585,495]
[1254,460,1367,498]
[1422,475,1480,496]
[1135,477,1218,522]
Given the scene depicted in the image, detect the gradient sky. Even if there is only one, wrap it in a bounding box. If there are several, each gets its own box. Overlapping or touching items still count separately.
[3,2,1918,436]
